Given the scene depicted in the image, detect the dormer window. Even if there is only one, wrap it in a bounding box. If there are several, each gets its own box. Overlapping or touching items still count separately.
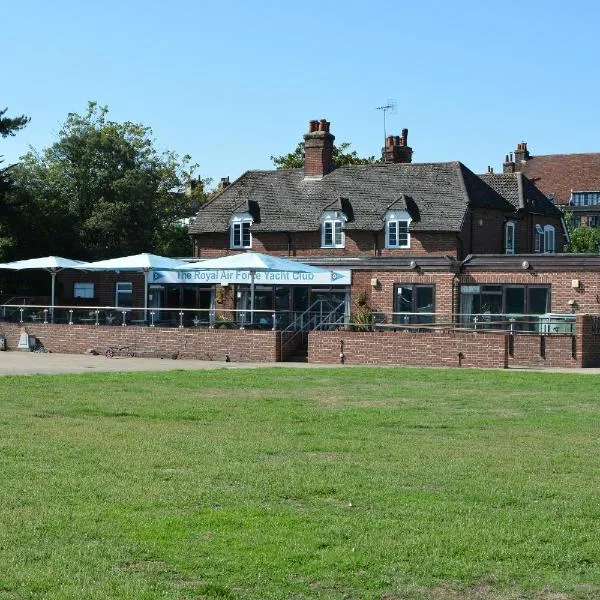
[505,221,515,255]
[385,210,411,249]
[321,210,346,248]
[535,224,543,253]
[543,225,555,253]
[230,212,252,249]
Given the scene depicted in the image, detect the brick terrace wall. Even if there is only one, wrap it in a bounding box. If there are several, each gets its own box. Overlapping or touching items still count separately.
[0,323,280,363]
[507,334,580,368]
[308,330,508,369]
[578,314,600,367]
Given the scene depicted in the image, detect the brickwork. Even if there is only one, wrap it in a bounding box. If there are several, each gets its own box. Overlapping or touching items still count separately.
[194,230,460,259]
[308,330,508,369]
[58,272,146,307]
[507,334,579,368]
[0,323,281,363]
[578,314,600,367]
[459,270,600,314]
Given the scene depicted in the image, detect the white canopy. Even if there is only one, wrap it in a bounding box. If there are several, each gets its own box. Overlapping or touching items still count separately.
[0,256,86,319]
[75,253,189,272]
[75,253,191,312]
[179,252,334,324]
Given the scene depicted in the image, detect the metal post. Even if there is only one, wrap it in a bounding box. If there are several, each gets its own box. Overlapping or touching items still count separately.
[68,309,73,325]
[121,310,127,326]
[43,309,48,324]
[178,311,184,328]
[150,311,155,327]
[94,310,100,326]
[272,311,276,331]
[19,308,24,323]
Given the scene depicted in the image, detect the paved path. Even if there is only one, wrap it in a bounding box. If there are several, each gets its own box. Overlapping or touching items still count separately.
[0,351,327,376]
[0,351,599,376]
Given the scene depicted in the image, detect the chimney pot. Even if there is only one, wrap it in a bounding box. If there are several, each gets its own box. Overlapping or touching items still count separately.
[386,135,394,148]
[220,176,230,188]
[304,118,335,177]
[394,135,401,146]
[309,120,318,133]
[318,119,327,132]
[402,128,408,144]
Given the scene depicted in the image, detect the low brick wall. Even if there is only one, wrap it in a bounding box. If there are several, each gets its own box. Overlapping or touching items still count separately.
[507,334,580,368]
[308,330,508,369]
[0,323,280,363]
[579,315,600,368]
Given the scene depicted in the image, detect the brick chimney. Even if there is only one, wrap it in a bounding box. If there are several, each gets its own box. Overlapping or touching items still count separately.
[514,141,530,164]
[503,152,515,174]
[303,119,335,178]
[382,128,413,163]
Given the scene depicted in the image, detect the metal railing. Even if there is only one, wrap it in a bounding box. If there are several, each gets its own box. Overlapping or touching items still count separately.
[0,304,578,335]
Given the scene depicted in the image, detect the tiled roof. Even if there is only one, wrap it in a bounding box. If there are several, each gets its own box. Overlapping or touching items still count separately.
[480,172,563,218]
[517,153,600,205]
[191,161,514,234]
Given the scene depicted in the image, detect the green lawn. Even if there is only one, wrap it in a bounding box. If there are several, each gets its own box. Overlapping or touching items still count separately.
[0,368,599,599]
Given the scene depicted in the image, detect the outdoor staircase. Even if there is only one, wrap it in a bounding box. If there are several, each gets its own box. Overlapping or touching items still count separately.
[280,300,346,362]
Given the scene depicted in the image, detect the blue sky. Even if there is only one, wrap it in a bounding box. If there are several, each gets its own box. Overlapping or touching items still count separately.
[3,0,599,187]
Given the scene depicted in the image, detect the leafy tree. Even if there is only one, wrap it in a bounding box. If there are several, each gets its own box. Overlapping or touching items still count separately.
[0,108,29,138]
[0,107,30,258]
[563,212,600,253]
[271,141,377,169]
[8,102,205,260]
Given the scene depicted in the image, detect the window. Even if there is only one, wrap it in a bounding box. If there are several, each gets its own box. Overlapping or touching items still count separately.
[115,282,133,308]
[320,211,346,248]
[74,282,94,299]
[572,215,581,228]
[543,225,555,253]
[589,215,600,227]
[460,284,550,328]
[393,284,435,324]
[385,210,411,248]
[504,221,515,255]
[229,213,253,249]
[534,224,543,253]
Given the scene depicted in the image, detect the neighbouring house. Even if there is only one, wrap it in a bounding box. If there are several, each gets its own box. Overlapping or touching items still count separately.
[502,142,600,228]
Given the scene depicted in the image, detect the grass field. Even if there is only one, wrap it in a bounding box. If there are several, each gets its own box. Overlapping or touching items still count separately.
[0,367,599,599]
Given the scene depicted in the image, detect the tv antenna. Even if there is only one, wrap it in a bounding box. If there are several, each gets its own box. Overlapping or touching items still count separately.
[376,99,396,161]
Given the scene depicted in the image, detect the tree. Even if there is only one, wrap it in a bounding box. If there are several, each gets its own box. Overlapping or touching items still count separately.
[563,212,600,253]
[8,102,205,260]
[0,107,30,258]
[271,141,377,169]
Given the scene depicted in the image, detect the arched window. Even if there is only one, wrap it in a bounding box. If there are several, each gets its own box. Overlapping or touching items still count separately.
[384,210,412,249]
[543,225,555,253]
[229,213,253,249]
[320,210,346,248]
[504,221,515,255]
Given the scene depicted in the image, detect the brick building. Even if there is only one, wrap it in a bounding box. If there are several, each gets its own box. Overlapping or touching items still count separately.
[186,119,566,327]
[502,141,600,228]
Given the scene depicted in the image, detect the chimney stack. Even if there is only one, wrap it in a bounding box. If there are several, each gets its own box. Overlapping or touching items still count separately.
[503,152,516,174]
[219,176,230,190]
[304,119,335,178]
[382,127,413,163]
[513,141,531,164]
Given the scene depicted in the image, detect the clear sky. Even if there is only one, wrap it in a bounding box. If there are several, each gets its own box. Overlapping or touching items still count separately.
[3,0,599,187]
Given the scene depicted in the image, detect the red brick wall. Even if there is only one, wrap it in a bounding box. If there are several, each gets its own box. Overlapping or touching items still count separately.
[0,323,281,363]
[507,334,579,368]
[308,330,508,368]
[459,270,600,314]
[193,231,459,259]
[58,272,146,307]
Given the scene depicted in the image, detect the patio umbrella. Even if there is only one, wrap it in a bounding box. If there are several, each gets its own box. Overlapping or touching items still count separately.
[177,252,335,324]
[0,256,86,320]
[74,253,190,311]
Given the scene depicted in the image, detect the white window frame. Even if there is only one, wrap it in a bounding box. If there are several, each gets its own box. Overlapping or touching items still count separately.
[320,210,346,248]
[505,221,515,255]
[229,212,253,249]
[115,281,133,307]
[534,224,543,253]
[543,225,555,253]
[74,282,94,299]
[384,210,412,249]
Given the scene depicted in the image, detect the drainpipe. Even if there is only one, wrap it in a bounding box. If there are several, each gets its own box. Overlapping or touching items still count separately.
[286,232,293,257]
